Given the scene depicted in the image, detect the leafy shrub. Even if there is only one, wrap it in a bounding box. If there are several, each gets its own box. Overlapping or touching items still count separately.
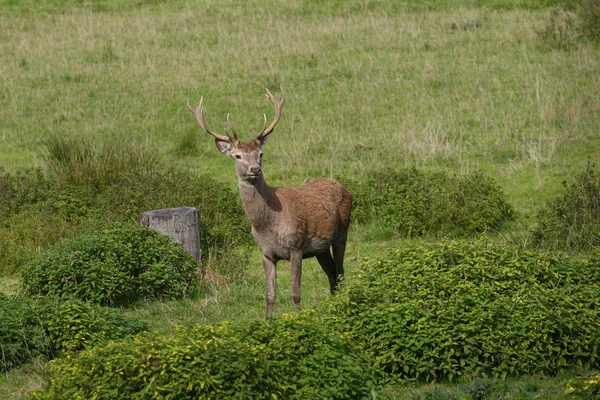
[0,136,251,276]
[342,168,513,237]
[94,167,251,249]
[0,169,103,274]
[32,312,377,400]
[42,135,251,248]
[0,295,147,372]
[323,239,600,383]
[20,224,200,306]
[0,295,45,372]
[0,169,73,274]
[532,164,600,250]
[0,167,53,223]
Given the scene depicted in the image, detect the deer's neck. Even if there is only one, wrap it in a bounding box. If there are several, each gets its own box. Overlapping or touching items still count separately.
[238,176,278,230]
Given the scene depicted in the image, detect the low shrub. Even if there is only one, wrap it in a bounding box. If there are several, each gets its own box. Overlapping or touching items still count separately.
[32,312,377,400]
[0,295,147,372]
[20,224,200,306]
[323,239,600,383]
[94,167,251,249]
[42,135,251,248]
[0,207,83,276]
[532,164,600,250]
[342,168,513,237]
[0,167,53,223]
[0,170,101,274]
[1,295,57,371]
[0,138,252,276]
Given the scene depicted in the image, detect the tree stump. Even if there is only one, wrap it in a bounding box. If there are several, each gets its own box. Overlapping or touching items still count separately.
[140,207,202,263]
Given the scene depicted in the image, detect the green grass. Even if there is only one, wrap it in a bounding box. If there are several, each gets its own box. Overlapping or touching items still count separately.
[0,0,599,398]
[1,0,598,211]
[385,375,573,399]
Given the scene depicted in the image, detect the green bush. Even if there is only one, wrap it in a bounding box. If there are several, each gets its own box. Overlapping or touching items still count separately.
[0,198,110,277]
[0,295,147,372]
[42,135,251,248]
[532,164,600,250]
[323,239,600,383]
[20,224,200,306]
[342,168,513,237]
[0,294,47,372]
[0,169,101,274]
[94,167,251,249]
[0,139,252,276]
[32,312,377,400]
[0,167,53,223]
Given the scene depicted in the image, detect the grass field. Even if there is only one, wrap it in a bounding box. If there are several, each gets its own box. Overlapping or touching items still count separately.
[1,0,599,398]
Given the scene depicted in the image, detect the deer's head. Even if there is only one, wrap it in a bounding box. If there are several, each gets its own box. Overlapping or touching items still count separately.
[188,87,285,182]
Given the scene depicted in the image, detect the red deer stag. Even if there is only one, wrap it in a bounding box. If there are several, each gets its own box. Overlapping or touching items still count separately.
[187,87,352,318]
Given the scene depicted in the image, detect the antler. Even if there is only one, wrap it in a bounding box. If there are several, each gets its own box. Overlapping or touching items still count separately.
[187,97,235,143]
[256,86,285,140]
[226,113,239,141]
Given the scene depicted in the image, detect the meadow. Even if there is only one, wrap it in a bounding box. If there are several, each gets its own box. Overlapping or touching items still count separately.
[1,0,599,398]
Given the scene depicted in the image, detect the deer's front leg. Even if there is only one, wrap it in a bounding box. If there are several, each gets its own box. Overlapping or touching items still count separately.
[290,251,303,311]
[263,255,277,319]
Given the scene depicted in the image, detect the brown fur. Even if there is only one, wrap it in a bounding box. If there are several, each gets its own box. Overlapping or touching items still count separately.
[240,177,352,261]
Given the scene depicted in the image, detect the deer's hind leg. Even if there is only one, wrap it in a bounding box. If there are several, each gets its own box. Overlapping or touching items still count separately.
[316,252,337,294]
[331,229,349,290]
[290,251,303,311]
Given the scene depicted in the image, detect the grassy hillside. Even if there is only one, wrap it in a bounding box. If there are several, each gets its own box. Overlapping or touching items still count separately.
[0,0,599,398]
[1,0,598,207]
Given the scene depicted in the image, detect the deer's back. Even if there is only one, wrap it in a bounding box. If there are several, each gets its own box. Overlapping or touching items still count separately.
[280,177,351,236]
[299,177,352,224]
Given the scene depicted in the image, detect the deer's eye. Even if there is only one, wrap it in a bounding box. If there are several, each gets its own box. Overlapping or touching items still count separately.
[235,154,242,160]
[259,153,263,158]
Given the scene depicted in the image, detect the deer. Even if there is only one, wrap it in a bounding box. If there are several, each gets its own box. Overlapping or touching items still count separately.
[187,87,352,318]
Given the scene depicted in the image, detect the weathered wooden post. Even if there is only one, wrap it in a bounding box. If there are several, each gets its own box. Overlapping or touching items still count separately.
[140,207,201,263]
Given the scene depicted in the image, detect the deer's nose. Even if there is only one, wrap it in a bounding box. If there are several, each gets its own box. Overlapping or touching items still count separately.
[250,166,262,175]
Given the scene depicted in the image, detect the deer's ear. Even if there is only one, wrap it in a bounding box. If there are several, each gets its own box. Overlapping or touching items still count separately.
[215,139,234,156]
[257,133,271,149]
